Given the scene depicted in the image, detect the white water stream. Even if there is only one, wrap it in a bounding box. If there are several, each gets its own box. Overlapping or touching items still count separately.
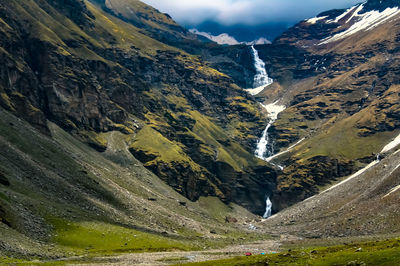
[255,102,286,160]
[245,46,285,218]
[263,197,272,218]
[257,102,285,219]
[245,45,273,96]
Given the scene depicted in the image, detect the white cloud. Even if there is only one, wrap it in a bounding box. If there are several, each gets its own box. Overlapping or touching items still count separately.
[141,0,362,26]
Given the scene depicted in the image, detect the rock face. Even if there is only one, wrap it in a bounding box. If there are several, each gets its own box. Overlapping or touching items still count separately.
[0,0,276,215]
[200,44,257,89]
[242,0,400,210]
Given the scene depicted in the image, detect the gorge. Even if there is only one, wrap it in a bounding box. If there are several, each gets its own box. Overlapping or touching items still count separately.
[1,0,400,264]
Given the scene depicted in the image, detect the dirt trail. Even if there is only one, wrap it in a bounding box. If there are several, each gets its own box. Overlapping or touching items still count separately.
[73,239,283,265]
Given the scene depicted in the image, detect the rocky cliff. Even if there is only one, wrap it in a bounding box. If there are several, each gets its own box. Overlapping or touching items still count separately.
[0,0,277,217]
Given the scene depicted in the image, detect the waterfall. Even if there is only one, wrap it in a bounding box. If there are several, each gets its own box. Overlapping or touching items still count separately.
[247,46,281,219]
[255,102,286,160]
[255,123,272,159]
[245,45,273,95]
[251,45,273,88]
[263,197,272,218]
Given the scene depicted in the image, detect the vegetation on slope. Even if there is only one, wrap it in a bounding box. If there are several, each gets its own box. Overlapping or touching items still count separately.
[182,238,400,266]
[0,0,276,216]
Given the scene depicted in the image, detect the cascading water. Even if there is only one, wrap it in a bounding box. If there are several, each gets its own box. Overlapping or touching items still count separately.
[263,197,272,218]
[247,46,284,218]
[251,45,273,88]
[255,102,286,160]
[245,45,273,95]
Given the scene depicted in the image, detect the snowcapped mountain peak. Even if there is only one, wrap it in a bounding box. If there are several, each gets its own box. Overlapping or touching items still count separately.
[301,0,400,45]
[320,4,400,44]
[190,29,270,46]
[189,29,240,45]
[247,38,272,45]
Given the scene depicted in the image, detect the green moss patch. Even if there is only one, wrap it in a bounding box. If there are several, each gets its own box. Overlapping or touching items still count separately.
[51,219,191,254]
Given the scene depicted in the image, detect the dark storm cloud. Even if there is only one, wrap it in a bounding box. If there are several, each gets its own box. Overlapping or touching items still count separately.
[142,0,362,26]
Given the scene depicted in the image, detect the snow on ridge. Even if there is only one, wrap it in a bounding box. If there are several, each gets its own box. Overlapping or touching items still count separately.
[247,37,271,45]
[190,29,240,45]
[190,29,271,46]
[320,6,400,44]
[345,4,365,24]
[330,6,358,23]
[306,16,328,24]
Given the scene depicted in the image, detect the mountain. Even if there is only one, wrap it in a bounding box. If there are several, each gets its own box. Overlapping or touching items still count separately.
[1,0,400,263]
[0,0,278,259]
[248,0,400,211]
[264,141,400,238]
[189,29,271,46]
[189,29,241,45]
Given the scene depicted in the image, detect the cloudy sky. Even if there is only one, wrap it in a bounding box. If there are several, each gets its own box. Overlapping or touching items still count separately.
[142,0,361,41]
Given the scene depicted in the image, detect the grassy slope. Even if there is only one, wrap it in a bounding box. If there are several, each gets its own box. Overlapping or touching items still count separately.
[264,30,400,205]
[0,107,269,261]
[181,238,400,266]
[0,0,271,212]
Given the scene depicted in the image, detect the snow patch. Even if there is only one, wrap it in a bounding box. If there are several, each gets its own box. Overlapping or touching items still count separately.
[327,6,358,23]
[381,132,400,153]
[383,184,400,198]
[261,102,286,121]
[321,6,400,44]
[245,85,268,96]
[345,4,365,24]
[322,160,379,194]
[306,16,328,24]
[266,138,305,162]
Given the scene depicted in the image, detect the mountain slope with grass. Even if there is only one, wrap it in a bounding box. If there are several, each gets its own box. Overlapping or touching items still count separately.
[250,0,400,211]
[0,0,279,260]
[0,0,277,216]
[1,0,400,264]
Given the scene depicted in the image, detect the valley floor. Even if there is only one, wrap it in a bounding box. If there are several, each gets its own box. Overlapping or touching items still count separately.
[4,234,398,265]
[77,239,281,265]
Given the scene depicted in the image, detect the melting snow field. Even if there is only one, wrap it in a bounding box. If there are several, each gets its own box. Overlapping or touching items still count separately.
[321,5,400,44]
[246,85,269,96]
[383,183,400,198]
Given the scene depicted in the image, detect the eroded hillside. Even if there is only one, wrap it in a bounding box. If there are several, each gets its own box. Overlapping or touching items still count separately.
[0,0,277,217]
